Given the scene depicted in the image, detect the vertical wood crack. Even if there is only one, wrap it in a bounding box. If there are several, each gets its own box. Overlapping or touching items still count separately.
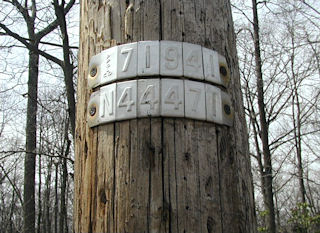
[125,3,134,41]
[216,128,224,233]
[113,126,118,233]
[147,118,152,232]
[173,119,179,233]
[159,1,163,40]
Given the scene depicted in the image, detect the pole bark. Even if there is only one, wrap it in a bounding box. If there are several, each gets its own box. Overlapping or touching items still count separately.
[74,1,257,232]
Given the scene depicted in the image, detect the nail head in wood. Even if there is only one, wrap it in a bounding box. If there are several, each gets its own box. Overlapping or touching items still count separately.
[90,66,97,78]
[89,105,97,116]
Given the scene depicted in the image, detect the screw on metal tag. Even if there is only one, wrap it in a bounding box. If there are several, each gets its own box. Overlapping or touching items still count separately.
[218,54,230,87]
[87,91,100,127]
[89,105,97,116]
[90,67,98,78]
[220,66,228,77]
[223,104,231,115]
[221,91,233,126]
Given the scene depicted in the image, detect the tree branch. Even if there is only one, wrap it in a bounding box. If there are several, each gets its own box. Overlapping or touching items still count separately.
[0,150,74,164]
[0,31,78,49]
[36,0,76,40]
[300,0,320,15]
[231,4,254,25]
[0,163,23,205]
[4,0,30,24]
[0,22,64,67]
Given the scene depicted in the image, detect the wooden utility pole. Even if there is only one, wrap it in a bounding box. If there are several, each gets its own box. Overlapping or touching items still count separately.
[74,1,257,233]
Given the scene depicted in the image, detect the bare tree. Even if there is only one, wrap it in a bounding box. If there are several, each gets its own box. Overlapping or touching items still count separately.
[36,87,75,233]
[233,0,320,231]
[251,0,276,231]
[0,1,76,232]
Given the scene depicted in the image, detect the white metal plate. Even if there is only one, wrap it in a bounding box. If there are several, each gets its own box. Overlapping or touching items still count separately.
[117,42,138,80]
[205,84,223,124]
[87,41,233,126]
[203,47,220,85]
[185,80,206,120]
[183,42,204,80]
[137,79,160,117]
[161,79,184,117]
[87,41,231,88]
[88,79,233,127]
[138,41,160,76]
[87,91,101,127]
[88,46,118,89]
[116,80,137,120]
[100,83,116,123]
[160,41,183,77]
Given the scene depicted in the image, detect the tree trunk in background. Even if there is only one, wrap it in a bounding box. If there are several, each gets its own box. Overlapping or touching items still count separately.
[74,0,257,232]
[54,163,58,233]
[251,0,276,232]
[290,39,307,205]
[59,136,71,233]
[24,46,39,233]
[44,160,52,233]
[53,0,76,139]
[37,154,42,233]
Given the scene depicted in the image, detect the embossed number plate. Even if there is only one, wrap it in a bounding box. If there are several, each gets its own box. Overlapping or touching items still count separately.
[87,79,233,127]
[87,41,230,88]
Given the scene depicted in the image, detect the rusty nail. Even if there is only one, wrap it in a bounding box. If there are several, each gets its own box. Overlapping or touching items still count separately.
[90,67,97,77]
[89,105,96,116]
[220,65,228,77]
[224,104,231,115]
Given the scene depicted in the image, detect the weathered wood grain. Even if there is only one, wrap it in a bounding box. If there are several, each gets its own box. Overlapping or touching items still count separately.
[162,118,177,233]
[74,0,257,232]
